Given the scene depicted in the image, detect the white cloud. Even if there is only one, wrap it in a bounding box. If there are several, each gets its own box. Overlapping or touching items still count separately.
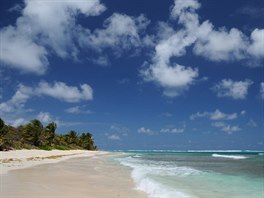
[65,106,82,114]
[247,119,257,128]
[170,0,249,62]
[137,127,155,135]
[170,0,263,62]
[221,125,241,134]
[37,81,93,102]
[78,13,149,58]
[141,63,198,97]
[160,126,185,133]
[194,25,247,61]
[1,0,151,73]
[0,84,33,113]
[240,110,246,115]
[65,106,92,114]
[171,0,201,20]
[110,124,129,134]
[213,79,253,99]
[141,0,264,96]
[37,112,52,124]
[212,122,241,134]
[160,112,173,117]
[260,82,264,99]
[0,81,93,115]
[107,134,121,141]
[140,0,201,98]
[8,3,23,13]
[0,26,49,74]
[105,124,129,141]
[11,118,26,127]
[210,109,238,120]
[22,0,106,54]
[190,109,238,120]
[0,0,105,74]
[139,0,197,97]
[170,0,200,32]
[247,29,264,58]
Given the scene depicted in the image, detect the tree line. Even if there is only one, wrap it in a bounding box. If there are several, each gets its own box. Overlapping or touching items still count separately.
[0,118,97,151]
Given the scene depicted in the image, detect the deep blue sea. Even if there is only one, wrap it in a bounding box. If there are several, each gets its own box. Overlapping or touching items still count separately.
[115,150,264,198]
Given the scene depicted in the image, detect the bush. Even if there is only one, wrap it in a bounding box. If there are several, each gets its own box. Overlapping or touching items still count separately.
[39,145,52,150]
[54,145,69,150]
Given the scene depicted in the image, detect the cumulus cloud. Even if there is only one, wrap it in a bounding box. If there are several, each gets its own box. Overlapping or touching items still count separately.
[212,122,241,134]
[0,27,49,74]
[0,84,34,113]
[247,29,264,58]
[213,79,253,99]
[169,0,248,61]
[140,3,199,97]
[190,109,239,120]
[141,62,198,97]
[141,0,263,96]
[0,0,151,74]
[137,127,155,135]
[194,25,247,61]
[171,0,201,20]
[0,0,106,74]
[1,0,150,73]
[37,81,93,102]
[170,0,264,62]
[78,13,149,57]
[141,0,258,97]
[0,81,93,115]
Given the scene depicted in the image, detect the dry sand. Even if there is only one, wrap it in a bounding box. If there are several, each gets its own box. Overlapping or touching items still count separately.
[0,150,147,198]
[0,149,106,175]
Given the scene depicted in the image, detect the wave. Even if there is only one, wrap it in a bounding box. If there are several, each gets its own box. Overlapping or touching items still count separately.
[212,154,247,159]
[117,156,200,198]
[130,175,191,198]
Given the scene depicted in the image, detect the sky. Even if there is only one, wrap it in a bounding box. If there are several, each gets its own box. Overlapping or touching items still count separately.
[0,0,263,150]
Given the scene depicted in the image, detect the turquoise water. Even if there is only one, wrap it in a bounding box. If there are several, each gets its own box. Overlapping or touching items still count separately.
[116,151,264,198]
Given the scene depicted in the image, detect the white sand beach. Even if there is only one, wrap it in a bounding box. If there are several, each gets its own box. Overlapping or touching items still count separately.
[0,149,106,175]
[0,150,147,198]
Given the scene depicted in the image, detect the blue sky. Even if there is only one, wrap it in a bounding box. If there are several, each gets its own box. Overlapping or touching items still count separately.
[0,0,263,150]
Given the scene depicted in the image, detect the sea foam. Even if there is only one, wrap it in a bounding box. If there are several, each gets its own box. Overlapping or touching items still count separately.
[117,156,199,198]
[212,154,247,159]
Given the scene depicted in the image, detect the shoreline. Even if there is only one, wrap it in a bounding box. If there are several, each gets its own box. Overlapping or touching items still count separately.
[0,150,147,198]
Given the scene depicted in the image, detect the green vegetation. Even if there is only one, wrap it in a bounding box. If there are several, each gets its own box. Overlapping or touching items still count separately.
[0,118,97,151]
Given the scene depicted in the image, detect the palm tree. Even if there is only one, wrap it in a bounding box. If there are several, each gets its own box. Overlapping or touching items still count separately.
[67,130,77,144]
[80,132,95,150]
[23,119,43,146]
[0,118,4,131]
[45,122,57,145]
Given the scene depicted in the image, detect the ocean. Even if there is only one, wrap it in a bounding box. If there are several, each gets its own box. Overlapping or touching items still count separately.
[115,150,264,198]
